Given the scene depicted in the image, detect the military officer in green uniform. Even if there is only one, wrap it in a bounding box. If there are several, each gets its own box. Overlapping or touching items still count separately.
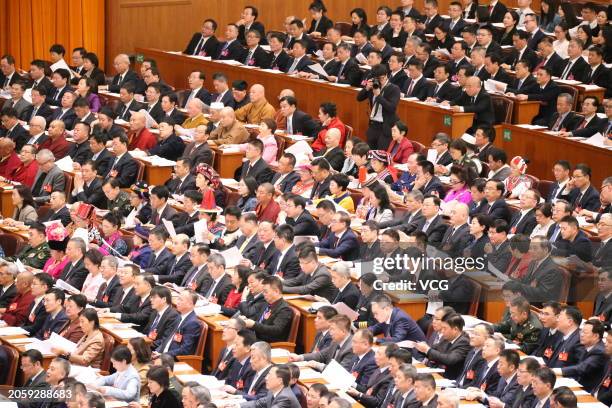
[102,178,132,220]
[494,296,542,354]
[7,222,50,270]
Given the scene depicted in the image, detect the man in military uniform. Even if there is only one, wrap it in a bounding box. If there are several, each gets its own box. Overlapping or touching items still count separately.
[7,222,50,270]
[102,177,132,221]
[494,296,542,354]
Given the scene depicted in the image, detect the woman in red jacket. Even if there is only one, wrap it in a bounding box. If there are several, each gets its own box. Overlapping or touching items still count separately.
[386,120,414,164]
[221,265,251,316]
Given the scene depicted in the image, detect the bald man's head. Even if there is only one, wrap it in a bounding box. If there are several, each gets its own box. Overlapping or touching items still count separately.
[29,116,46,135]
[465,76,482,97]
[279,89,295,99]
[220,107,237,127]
[249,84,266,103]
[451,203,469,226]
[129,111,146,130]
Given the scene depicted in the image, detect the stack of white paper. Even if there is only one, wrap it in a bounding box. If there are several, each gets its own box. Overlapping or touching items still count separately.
[55,156,74,172]
[70,365,99,384]
[113,328,146,339]
[321,360,357,391]
[195,303,221,316]
[271,348,291,358]
[193,219,209,244]
[129,149,148,158]
[219,246,242,268]
[0,326,29,336]
[55,279,80,294]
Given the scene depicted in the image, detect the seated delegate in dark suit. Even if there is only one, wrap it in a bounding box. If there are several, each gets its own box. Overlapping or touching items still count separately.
[368,295,426,343]
[216,24,247,61]
[147,121,185,162]
[547,97,582,132]
[283,195,320,236]
[283,248,337,302]
[184,19,221,57]
[558,164,601,212]
[106,133,139,188]
[242,276,294,343]
[448,76,494,133]
[551,216,593,262]
[517,67,561,126]
[329,44,363,87]
[33,289,69,340]
[316,212,360,261]
[278,96,319,138]
[328,265,361,309]
[415,313,471,380]
[242,31,272,68]
[158,293,203,358]
[143,286,181,350]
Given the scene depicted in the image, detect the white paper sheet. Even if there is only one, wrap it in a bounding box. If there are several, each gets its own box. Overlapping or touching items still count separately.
[333,302,359,321]
[321,360,356,391]
[220,246,242,268]
[55,279,80,294]
[195,303,222,316]
[582,132,607,148]
[194,219,209,244]
[355,53,368,64]
[55,156,74,172]
[426,148,437,163]
[271,348,291,358]
[307,63,330,79]
[484,79,507,93]
[0,326,29,336]
[49,332,77,353]
[70,365,99,384]
[162,219,177,238]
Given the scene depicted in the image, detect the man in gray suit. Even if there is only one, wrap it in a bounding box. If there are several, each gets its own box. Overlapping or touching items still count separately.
[240,364,301,408]
[32,149,66,204]
[288,314,355,371]
[282,245,337,302]
[3,82,32,120]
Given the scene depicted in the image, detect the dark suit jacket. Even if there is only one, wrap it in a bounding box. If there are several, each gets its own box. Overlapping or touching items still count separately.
[120,295,153,333]
[440,224,471,258]
[203,274,234,306]
[216,40,246,61]
[548,111,583,131]
[457,349,485,388]
[348,349,378,388]
[21,300,48,337]
[334,58,363,87]
[474,360,501,393]
[226,356,255,390]
[92,148,113,178]
[108,70,139,93]
[562,185,601,212]
[234,234,264,266]
[450,89,495,131]
[183,141,214,166]
[252,298,294,343]
[506,75,539,95]
[331,282,361,309]
[286,110,318,137]
[571,115,608,138]
[271,171,301,194]
[474,199,511,223]
[68,141,92,165]
[144,247,175,276]
[238,21,266,45]
[388,69,409,91]
[34,309,69,340]
[427,80,459,102]
[560,341,606,392]
[509,208,537,236]
[243,46,272,68]
[109,287,140,315]
[313,146,344,172]
[369,307,426,343]
[184,33,221,57]
[143,307,180,349]
[560,57,590,82]
[165,174,196,195]
[45,86,72,107]
[518,256,562,303]
[58,258,88,291]
[543,52,565,78]
[318,228,360,261]
[48,107,77,130]
[150,204,178,227]
[0,284,17,309]
[489,2,508,22]
[162,311,202,357]
[505,47,539,71]
[426,331,471,379]
[548,329,585,370]
[236,292,267,321]
[402,76,431,100]
[587,64,612,97]
[527,81,561,125]
[2,124,29,154]
[356,369,393,408]
[270,50,291,72]
[356,82,401,142]
[106,152,139,188]
[267,246,301,280]
[283,264,337,302]
[423,215,449,249]
[422,57,440,79]
[157,252,193,284]
[532,328,563,365]
[24,103,54,124]
[241,365,271,400]
[90,275,121,308]
[240,158,274,185]
[285,210,320,236]
[286,56,314,73]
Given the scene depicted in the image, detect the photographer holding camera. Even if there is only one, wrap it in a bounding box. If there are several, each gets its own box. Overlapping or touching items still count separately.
[357,64,400,150]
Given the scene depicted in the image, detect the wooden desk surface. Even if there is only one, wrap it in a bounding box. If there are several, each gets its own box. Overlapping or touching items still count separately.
[498,124,612,187]
[136,48,475,142]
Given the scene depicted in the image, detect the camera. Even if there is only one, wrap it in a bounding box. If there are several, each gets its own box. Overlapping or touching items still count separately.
[372,79,381,90]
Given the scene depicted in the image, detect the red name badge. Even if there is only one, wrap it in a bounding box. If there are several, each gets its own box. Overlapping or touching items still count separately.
[44,330,50,339]
[249,389,256,396]
[544,347,553,358]
[277,271,284,278]
[603,378,611,388]
[352,371,359,379]
[8,303,17,311]
[263,310,271,320]
[210,296,218,304]
[510,226,517,234]
[466,370,475,380]
[558,351,568,362]
[189,281,197,290]
[102,295,109,303]
[109,169,118,178]
[149,329,158,340]
[366,388,373,396]
[218,361,227,372]
[480,381,487,391]
[236,379,244,390]
[174,333,183,343]
[29,314,35,323]
[599,314,605,322]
